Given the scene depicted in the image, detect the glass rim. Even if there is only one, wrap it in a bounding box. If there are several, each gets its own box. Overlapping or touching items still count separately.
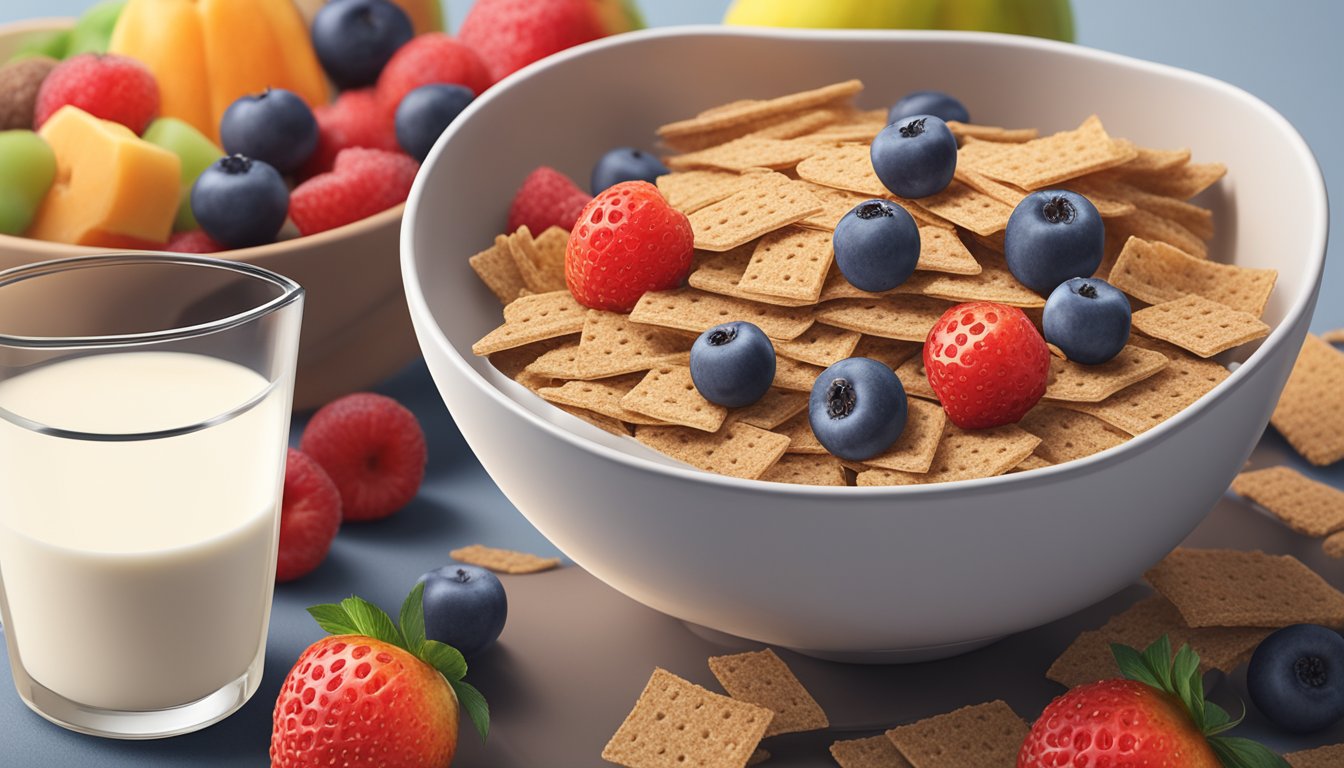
[0,253,304,349]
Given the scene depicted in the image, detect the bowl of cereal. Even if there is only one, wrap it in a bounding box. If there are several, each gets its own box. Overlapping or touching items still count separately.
[402,27,1326,660]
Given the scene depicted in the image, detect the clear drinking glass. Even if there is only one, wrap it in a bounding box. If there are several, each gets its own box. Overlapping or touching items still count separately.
[0,254,303,739]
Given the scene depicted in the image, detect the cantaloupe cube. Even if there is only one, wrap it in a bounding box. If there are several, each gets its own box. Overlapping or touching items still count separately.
[28,106,181,248]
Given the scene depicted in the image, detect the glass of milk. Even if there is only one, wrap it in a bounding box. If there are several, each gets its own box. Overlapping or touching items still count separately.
[0,254,303,738]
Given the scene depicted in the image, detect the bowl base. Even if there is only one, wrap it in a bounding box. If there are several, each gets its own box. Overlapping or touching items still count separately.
[680,621,1003,665]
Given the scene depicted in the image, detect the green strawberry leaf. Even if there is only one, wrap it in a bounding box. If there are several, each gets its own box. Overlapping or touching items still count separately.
[1143,634,1174,691]
[340,595,406,650]
[450,679,490,743]
[1171,643,1204,727]
[1208,736,1291,768]
[421,639,468,683]
[1204,700,1244,737]
[307,603,360,636]
[1111,642,1163,689]
[399,581,427,656]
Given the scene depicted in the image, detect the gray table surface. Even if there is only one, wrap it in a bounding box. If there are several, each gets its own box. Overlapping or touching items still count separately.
[3,1,1344,765]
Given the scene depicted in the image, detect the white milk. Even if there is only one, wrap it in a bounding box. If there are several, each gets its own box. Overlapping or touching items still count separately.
[0,352,289,711]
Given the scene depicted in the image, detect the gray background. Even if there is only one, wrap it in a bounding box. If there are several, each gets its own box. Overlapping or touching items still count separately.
[2,1,1342,766]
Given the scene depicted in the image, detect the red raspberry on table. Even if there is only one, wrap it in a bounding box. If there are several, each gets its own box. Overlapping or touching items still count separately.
[924,301,1050,430]
[34,53,159,134]
[506,166,591,234]
[376,34,492,120]
[458,0,606,83]
[165,230,225,253]
[303,88,401,177]
[299,393,427,522]
[290,148,419,236]
[565,181,694,313]
[276,448,342,583]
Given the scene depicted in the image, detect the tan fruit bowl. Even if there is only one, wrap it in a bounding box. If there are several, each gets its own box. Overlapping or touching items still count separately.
[0,18,420,411]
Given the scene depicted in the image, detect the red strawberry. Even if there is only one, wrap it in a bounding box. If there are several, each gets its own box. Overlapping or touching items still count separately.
[1019,637,1283,768]
[291,148,419,236]
[376,34,492,120]
[271,587,489,768]
[304,88,400,177]
[506,166,591,235]
[34,53,159,134]
[165,230,225,253]
[276,449,342,583]
[459,0,607,83]
[924,301,1050,429]
[299,392,427,522]
[565,181,693,312]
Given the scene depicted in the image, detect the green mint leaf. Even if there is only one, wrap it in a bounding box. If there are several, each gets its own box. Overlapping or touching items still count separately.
[1142,635,1175,692]
[399,582,427,656]
[450,679,490,743]
[421,639,468,682]
[1208,735,1291,768]
[1171,643,1204,727]
[340,595,406,649]
[307,603,360,636]
[1111,643,1162,689]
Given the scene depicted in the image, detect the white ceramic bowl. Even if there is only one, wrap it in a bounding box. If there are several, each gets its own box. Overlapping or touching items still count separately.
[402,28,1327,661]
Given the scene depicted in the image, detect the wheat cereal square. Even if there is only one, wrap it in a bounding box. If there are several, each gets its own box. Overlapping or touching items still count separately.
[885,700,1028,768]
[1145,548,1344,628]
[863,399,947,473]
[1131,294,1269,358]
[1232,466,1344,537]
[620,365,728,433]
[830,735,913,768]
[758,454,846,486]
[1046,595,1270,688]
[1270,335,1344,465]
[708,648,829,736]
[634,423,791,480]
[602,668,773,768]
[450,544,561,574]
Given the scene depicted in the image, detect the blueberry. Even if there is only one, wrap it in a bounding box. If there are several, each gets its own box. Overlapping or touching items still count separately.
[219,89,318,175]
[808,357,907,461]
[1042,278,1131,365]
[190,155,289,249]
[832,200,921,292]
[1004,190,1104,295]
[395,84,475,162]
[888,90,970,125]
[689,322,775,408]
[870,115,957,199]
[418,564,508,657]
[591,147,670,194]
[311,0,414,90]
[1247,624,1344,733]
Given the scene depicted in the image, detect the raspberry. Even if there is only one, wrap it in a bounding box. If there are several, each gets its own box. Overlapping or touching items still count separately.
[565,181,694,312]
[290,148,419,236]
[276,448,342,582]
[299,393,427,522]
[506,166,591,235]
[165,229,225,253]
[458,0,606,83]
[376,34,492,121]
[303,88,400,177]
[34,53,159,134]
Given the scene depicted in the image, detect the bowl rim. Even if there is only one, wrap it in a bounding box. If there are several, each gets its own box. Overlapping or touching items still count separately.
[402,25,1329,499]
[0,15,404,261]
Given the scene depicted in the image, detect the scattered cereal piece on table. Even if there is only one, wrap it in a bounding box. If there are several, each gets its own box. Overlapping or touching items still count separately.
[708,648,829,737]
[601,668,773,768]
[449,544,561,575]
